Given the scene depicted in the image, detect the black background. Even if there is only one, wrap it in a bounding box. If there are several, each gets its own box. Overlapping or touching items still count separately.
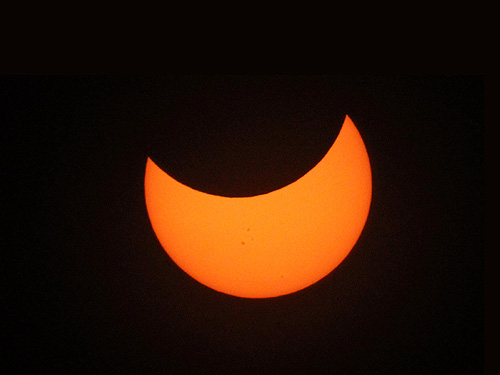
[3,76,483,374]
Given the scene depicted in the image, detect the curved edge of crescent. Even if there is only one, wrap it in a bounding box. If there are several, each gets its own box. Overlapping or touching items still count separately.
[145,115,371,202]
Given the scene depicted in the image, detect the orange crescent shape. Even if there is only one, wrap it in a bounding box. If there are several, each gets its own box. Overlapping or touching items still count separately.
[145,115,372,298]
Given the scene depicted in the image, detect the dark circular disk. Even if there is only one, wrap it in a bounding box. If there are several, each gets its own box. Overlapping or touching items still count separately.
[145,76,347,197]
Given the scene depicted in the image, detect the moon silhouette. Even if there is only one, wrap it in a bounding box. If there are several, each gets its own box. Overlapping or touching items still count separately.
[144,115,372,298]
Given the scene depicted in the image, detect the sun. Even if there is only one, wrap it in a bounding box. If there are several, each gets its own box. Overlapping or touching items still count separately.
[145,115,371,298]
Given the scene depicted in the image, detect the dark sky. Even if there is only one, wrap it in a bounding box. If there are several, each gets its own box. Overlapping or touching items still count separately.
[3,76,483,374]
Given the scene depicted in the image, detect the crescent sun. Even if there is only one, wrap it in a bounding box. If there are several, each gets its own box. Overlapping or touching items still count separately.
[144,115,372,298]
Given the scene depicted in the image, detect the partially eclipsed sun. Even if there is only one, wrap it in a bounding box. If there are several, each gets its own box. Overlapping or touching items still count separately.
[145,115,372,298]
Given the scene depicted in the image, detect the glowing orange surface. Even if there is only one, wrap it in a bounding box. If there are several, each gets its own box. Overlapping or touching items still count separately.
[145,115,372,298]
